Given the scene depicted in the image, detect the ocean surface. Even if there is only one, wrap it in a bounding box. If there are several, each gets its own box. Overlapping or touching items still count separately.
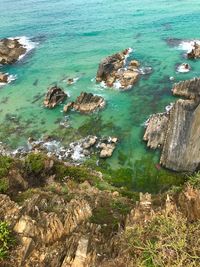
[0,0,200,170]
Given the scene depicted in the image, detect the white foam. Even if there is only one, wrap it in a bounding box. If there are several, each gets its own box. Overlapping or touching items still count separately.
[9,36,37,61]
[178,40,200,53]
[165,103,174,113]
[176,63,191,73]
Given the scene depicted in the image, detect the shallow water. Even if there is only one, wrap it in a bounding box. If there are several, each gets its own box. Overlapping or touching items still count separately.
[0,0,200,169]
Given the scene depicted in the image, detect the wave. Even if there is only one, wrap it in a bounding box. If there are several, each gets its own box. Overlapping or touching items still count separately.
[178,40,200,53]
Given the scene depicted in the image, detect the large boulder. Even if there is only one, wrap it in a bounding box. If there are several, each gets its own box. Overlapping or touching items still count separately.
[0,38,26,64]
[187,42,200,59]
[63,92,105,114]
[144,77,200,172]
[96,49,140,90]
[44,86,68,108]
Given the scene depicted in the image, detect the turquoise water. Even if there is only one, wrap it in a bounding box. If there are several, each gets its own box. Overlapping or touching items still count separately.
[0,0,200,169]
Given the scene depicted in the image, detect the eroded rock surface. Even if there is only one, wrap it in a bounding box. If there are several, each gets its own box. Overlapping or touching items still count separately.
[144,77,200,172]
[187,42,200,59]
[44,86,68,108]
[63,92,105,114]
[0,38,26,65]
[96,49,140,90]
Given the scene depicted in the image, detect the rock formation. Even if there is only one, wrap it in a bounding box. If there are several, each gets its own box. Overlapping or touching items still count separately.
[63,92,105,114]
[96,49,140,90]
[187,42,200,59]
[0,38,26,65]
[44,86,68,108]
[144,77,200,172]
[0,72,9,83]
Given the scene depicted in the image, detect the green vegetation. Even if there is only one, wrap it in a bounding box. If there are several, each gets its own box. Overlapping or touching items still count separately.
[125,213,200,267]
[54,162,98,184]
[25,153,46,175]
[0,178,9,193]
[0,156,13,178]
[187,172,200,189]
[0,221,14,260]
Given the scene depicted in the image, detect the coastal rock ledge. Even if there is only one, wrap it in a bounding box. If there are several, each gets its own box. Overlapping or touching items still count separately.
[144,77,200,172]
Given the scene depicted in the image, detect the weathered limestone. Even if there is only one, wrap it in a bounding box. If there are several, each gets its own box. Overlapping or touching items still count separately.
[96,49,140,90]
[44,86,68,108]
[0,38,26,64]
[63,92,105,114]
[144,77,200,172]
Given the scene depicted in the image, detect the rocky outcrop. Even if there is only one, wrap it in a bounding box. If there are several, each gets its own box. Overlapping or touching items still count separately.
[144,77,200,172]
[0,38,26,65]
[96,49,140,90]
[63,92,105,114]
[44,86,68,108]
[187,42,200,59]
[0,72,9,83]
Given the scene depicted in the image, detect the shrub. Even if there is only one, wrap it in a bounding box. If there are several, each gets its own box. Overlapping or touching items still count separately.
[0,178,9,193]
[25,153,46,175]
[0,156,13,178]
[0,221,14,260]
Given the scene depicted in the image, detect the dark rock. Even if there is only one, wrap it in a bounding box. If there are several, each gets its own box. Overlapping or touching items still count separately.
[144,77,200,172]
[44,86,68,108]
[0,38,26,65]
[96,49,140,90]
[0,72,9,83]
[64,92,105,114]
[187,42,200,59]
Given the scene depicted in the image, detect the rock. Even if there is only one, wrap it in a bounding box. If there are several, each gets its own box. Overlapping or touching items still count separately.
[0,72,9,83]
[0,38,26,64]
[98,137,118,158]
[187,42,200,59]
[63,102,74,113]
[44,86,68,108]
[96,49,140,90]
[176,63,191,73]
[144,77,200,172]
[82,136,98,149]
[67,78,74,85]
[72,92,105,113]
[143,113,169,149]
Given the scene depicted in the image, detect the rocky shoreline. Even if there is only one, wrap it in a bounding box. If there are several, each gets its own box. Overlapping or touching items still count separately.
[144,77,200,172]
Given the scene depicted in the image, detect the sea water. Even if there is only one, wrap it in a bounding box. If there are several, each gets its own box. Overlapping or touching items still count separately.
[0,0,200,169]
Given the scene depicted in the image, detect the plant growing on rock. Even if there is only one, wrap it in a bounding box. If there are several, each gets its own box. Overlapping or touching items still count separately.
[0,221,14,260]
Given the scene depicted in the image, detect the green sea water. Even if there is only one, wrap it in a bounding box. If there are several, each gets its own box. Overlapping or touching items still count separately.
[0,0,200,171]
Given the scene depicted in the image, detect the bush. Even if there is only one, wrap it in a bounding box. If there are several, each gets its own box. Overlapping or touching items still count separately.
[0,178,9,193]
[0,221,14,260]
[25,153,46,175]
[0,156,13,178]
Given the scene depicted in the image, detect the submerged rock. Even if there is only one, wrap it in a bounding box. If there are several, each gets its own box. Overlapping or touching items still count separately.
[0,38,26,64]
[144,77,200,172]
[44,86,68,108]
[0,72,9,83]
[176,63,191,73]
[63,92,105,114]
[96,48,140,90]
[187,42,200,59]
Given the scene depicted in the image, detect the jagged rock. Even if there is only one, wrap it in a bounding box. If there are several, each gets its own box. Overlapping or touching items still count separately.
[143,113,169,149]
[63,92,105,114]
[0,38,26,64]
[96,49,140,90]
[98,137,118,158]
[44,86,68,108]
[178,186,200,221]
[144,77,200,172]
[187,42,200,59]
[0,72,9,83]
[82,136,98,149]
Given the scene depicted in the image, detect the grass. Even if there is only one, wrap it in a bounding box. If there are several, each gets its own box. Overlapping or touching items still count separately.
[124,213,200,267]
[0,221,14,260]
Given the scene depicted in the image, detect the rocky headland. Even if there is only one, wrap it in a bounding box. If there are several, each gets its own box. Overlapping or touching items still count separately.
[144,77,200,172]
[0,152,200,266]
[96,49,141,90]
